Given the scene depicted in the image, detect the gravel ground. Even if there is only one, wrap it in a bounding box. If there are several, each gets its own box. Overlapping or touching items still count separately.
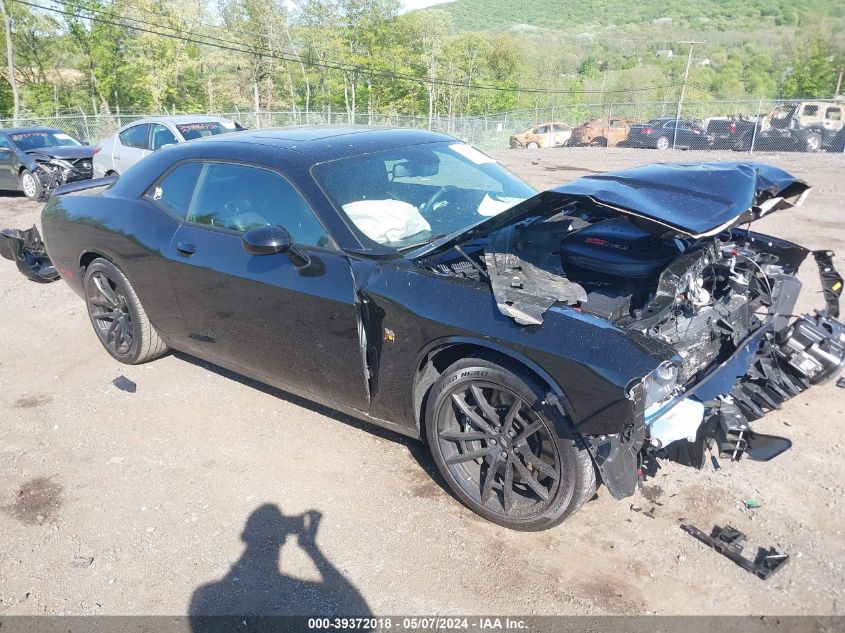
[0,147,843,617]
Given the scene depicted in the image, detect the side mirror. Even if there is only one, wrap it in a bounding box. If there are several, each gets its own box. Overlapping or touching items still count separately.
[242,225,292,255]
[242,225,310,267]
[0,146,11,153]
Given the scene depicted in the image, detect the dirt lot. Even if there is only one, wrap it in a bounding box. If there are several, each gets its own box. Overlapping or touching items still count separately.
[1,148,844,617]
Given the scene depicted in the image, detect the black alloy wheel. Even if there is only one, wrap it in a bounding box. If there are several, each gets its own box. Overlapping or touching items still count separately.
[83,258,168,364]
[87,269,134,356]
[426,356,596,530]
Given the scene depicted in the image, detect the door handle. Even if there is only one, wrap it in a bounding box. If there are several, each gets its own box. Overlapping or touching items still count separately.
[176,242,196,256]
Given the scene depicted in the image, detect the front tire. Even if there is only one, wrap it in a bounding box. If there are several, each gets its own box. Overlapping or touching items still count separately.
[83,258,168,364]
[526,141,539,149]
[804,133,821,153]
[425,356,596,530]
[20,170,44,201]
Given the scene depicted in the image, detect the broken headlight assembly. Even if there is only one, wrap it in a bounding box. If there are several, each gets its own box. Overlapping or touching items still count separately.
[639,361,680,410]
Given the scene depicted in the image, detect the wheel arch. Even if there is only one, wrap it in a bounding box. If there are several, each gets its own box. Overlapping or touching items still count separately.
[412,337,577,438]
[79,249,117,275]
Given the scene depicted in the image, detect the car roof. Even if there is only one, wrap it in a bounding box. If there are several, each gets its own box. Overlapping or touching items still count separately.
[119,115,235,130]
[0,127,64,134]
[188,126,458,162]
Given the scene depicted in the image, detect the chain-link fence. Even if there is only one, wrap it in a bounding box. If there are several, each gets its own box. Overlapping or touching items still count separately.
[2,98,843,154]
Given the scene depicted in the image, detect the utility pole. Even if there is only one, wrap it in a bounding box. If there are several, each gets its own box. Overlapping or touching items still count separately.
[673,40,706,150]
[0,0,19,124]
[836,68,844,97]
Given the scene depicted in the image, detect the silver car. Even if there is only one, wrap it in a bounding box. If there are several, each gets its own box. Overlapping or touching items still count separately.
[93,115,241,177]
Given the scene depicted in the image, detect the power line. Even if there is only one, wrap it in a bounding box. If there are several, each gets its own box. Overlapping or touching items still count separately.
[15,0,682,96]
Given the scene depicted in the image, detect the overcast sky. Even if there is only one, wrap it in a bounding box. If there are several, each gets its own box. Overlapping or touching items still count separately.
[400,0,453,11]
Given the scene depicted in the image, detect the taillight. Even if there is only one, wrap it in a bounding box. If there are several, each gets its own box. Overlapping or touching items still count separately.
[729,123,737,133]
[641,127,652,135]
[92,146,102,155]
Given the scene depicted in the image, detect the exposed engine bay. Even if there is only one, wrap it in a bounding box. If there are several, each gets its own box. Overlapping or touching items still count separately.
[421,163,845,496]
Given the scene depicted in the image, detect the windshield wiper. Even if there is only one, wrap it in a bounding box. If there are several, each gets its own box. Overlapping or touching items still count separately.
[397,233,447,252]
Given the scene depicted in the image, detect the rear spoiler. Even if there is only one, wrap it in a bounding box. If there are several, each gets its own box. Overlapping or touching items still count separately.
[49,175,118,199]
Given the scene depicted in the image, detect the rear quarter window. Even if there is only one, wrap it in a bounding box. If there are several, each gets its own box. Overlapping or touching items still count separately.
[145,162,203,220]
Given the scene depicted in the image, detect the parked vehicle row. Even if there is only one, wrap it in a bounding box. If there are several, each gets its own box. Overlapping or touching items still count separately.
[510,99,845,153]
[0,115,242,201]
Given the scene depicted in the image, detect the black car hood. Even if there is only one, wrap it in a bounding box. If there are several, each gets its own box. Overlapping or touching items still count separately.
[412,162,809,258]
[25,146,94,161]
[550,162,809,237]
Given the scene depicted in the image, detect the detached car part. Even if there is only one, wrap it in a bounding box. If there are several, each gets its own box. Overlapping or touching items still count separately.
[681,524,789,580]
[0,225,59,283]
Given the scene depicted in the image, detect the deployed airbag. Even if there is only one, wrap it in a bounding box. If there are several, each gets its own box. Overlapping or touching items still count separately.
[343,199,430,244]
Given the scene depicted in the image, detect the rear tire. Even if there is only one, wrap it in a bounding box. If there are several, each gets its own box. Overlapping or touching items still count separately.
[83,258,168,364]
[526,142,539,149]
[425,355,596,530]
[20,170,44,201]
[590,137,608,147]
[655,136,670,150]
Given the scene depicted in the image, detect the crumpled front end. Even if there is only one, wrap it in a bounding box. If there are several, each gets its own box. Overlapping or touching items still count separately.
[29,153,94,197]
[419,162,845,500]
[628,241,844,490]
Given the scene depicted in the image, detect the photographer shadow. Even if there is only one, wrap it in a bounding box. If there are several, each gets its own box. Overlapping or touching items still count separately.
[189,504,371,630]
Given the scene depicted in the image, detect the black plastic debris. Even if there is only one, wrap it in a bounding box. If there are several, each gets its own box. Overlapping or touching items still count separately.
[813,250,844,318]
[681,523,789,580]
[112,376,137,393]
[837,377,845,389]
[745,432,793,462]
[0,225,60,283]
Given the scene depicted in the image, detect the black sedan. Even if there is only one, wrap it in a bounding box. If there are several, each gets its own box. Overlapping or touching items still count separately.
[627,118,709,149]
[39,128,844,530]
[0,127,94,200]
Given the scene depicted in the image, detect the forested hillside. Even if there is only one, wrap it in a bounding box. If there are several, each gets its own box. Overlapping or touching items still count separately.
[0,0,842,121]
[437,0,844,32]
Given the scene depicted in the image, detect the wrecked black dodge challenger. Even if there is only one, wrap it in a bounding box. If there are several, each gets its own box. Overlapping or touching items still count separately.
[30,128,844,530]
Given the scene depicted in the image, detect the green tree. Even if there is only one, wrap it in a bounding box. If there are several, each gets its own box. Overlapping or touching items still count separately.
[781,34,842,98]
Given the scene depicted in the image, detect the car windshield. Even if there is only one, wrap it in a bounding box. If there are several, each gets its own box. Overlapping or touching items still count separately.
[9,130,81,150]
[175,122,227,140]
[313,141,536,250]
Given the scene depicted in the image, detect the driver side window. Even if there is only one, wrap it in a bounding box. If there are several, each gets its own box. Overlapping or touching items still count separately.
[189,162,334,248]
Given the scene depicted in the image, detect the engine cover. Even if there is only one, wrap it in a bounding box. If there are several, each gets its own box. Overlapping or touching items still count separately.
[561,218,681,278]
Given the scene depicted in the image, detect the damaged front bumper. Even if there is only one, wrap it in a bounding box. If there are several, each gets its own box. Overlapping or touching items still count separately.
[0,225,60,283]
[591,250,845,499]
